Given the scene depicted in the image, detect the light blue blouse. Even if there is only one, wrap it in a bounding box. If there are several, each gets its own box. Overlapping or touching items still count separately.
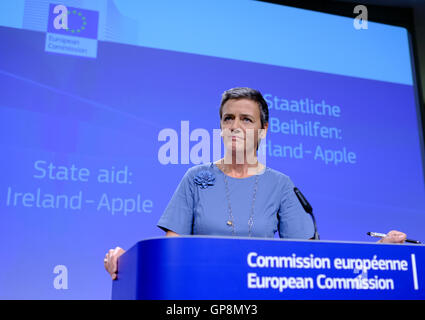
[157,162,314,239]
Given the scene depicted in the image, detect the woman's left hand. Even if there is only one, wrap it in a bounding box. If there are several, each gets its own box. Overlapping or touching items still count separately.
[377,230,407,244]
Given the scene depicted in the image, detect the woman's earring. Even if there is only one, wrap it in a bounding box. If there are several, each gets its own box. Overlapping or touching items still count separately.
[259,129,266,139]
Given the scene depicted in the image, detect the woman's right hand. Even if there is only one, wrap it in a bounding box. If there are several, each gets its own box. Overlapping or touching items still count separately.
[377,230,407,244]
[104,247,126,280]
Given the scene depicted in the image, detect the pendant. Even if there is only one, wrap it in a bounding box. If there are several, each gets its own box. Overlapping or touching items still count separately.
[226,220,233,226]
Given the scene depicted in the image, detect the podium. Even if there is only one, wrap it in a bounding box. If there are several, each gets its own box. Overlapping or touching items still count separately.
[111,236,425,300]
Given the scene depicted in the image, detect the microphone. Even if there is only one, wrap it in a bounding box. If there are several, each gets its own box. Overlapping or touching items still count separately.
[294,187,320,240]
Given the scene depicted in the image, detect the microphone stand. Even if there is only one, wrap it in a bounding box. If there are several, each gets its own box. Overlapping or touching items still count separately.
[294,187,320,240]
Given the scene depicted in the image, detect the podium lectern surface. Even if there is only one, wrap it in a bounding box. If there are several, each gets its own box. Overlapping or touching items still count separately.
[111,236,425,300]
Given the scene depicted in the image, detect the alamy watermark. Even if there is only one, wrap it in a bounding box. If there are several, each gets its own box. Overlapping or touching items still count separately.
[53,265,68,289]
[353,5,368,30]
[157,121,268,167]
[53,4,68,30]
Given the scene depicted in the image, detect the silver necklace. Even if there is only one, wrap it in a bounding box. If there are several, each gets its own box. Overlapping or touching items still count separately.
[221,162,259,237]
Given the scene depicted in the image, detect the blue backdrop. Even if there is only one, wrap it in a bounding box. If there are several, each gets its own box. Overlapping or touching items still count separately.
[0,0,424,299]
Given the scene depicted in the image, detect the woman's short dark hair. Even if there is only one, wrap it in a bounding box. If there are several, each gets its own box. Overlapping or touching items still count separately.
[219,87,269,128]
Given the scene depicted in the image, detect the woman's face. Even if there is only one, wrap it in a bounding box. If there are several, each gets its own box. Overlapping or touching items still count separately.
[220,98,267,160]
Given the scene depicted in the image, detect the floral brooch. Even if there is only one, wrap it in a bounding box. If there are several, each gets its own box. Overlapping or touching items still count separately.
[193,170,215,189]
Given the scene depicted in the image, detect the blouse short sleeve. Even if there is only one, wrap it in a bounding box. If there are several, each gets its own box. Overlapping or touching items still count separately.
[278,176,315,239]
[157,169,195,235]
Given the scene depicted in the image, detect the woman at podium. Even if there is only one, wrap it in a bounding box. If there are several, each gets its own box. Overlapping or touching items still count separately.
[104,87,407,280]
[157,87,314,239]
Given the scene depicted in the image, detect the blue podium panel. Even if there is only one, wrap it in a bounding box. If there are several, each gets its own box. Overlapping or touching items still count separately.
[111,236,425,300]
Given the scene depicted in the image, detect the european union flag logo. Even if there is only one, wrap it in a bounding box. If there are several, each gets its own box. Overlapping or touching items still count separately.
[45,4,99,58]
[47,4,99,39]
